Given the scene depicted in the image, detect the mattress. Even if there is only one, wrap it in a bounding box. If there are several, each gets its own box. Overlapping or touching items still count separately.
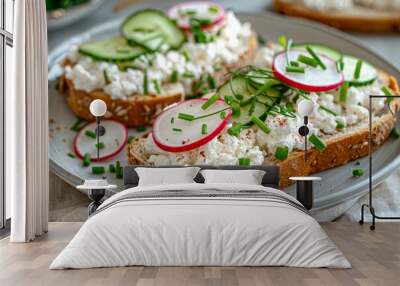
[50,183,350,269]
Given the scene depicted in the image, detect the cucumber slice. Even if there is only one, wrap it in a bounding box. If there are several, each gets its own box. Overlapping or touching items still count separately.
[342,55,377,87]
[293,43,342,61]
[217,76,253,100]
[121,9,185,51]
[79,37,146,62]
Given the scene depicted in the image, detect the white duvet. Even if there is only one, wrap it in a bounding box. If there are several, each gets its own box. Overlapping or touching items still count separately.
[50,183,350,269]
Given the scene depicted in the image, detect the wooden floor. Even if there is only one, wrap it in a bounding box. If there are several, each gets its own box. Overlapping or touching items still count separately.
[0,222,399,286]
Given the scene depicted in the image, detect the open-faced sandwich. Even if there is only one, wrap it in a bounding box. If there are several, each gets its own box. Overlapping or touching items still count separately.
[127,39,400,187]
[59,2,257,127]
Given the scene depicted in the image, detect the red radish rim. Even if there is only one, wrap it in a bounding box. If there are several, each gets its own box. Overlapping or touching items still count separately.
[168,1,226,31]
[152,98,231,153]
[272,50,344,92]
[73,119,128,162]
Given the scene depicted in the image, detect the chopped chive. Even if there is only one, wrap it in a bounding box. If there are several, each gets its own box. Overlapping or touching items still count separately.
[354,59,363,80]
[336,120,345,130]
[182,71,195,78]
[182,50,191,61]
[286,66,305,73]
[172,128,182,132]
[184,9,197,16]
[286,102,295,113]
[92,166,105,175]
[116,160,121,169]
[339,82,349,103]
[352,168,364,178]
[208,5,219,14]
[109,164,116,173]
[228,123,243,137]
[230,102,241,118]
[290,61,300,67]
[220,111,226,119]
[128,136,135,144]
[336,55,344,72]
[251,115,270,134]
[309,134,326,151]
[275,146,289,161]
[297,54,318,68]
[70,118,85,132]
[152,79,161,94]
[284,38,293,67]
[201,124,208,135]
[278,35,287,48]
[248,97,256,116]
[103,70,111,84]
[170,117,175,124]
[391,127,400,139]
[83,153,91,167]
[257,34,266,45]
[137,126,147,132]
[143,68,149,94]
[202,94,220,110]
[238,157,251,166]
[207,75,216,89]
[95,142,105,149]
[178,113,195,121]
[67,152,75,158]
[381,86,393,103]
[85,130,96,139]
[116,165,123,178]
[171,70,179,83]
[319,105,338,116]
[306,46,326,70]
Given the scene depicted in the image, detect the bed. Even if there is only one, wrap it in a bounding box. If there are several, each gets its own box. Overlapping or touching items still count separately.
[50,165,350,269]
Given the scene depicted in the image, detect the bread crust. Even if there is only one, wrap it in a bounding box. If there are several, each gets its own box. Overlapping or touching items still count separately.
[127,72,400,189]
[273,0,400,32]
[59,34,258,127]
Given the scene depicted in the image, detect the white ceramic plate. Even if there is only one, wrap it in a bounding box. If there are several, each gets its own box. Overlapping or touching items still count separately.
[48,11,400,211]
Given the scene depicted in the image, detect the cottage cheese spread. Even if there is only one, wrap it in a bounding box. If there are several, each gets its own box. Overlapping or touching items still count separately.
[302,0,353,11]
[355,0,400,10]
[64,11,252,99]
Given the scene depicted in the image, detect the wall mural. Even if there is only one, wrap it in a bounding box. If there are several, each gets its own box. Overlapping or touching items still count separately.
[47,1,400,218]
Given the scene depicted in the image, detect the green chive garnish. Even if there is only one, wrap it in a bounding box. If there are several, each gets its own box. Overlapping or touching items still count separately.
[297,54,318,68]
[71,118,85,132]
[67,152,75,158]
[171,70,179,83]
[178,113,195,121]
[170,117,175,124]
[306,46,326,70]
[116,165,123,178]
[208,5,219,13]
[286,102,295,113]
[352,168,364,178]
[172,128,182,132]
[309,134,326,151]
[228,123,243,137]
[354,59,363,80]
[207,75,216,89]
[85,130,96,139]
[275,146,289,161]
[391,127,400,139]
[238,157,250,166]
[319,105,338,116]
[339,82,349,103]
[336,120,345,130]
[251,115,270,134]
[182,50,191,61]
[128,136,135,144]
[290,61,300,67]
[220,111,226,119]
[286,66,305,74]
[184,9,197,16]
[83,153,91,167]
[153,79,161,94]
[143,68,149,94]
[278,35,287,48]
[202,94,220,110]
[381,86,393,103]
[109,164,116,173]
[336,55,344,72]
[103,70,111,84]
[92,166,105,175]
[182,71,195,78]
[201,124,208,135]
[95,142,105,149]
[137,126,146,132]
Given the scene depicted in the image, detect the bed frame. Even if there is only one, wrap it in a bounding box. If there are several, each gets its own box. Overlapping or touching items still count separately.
[123,165,280,189]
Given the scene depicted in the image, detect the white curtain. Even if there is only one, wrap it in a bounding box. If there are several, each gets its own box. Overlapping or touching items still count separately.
[7,0,49,242]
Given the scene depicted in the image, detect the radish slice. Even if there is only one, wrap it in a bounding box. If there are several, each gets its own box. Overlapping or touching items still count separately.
[73,120,128,162]
[272,50,344,92]
[168,2,225,30]
[152,98,231,152]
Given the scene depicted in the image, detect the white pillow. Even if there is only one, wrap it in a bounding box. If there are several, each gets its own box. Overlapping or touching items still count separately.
[135,167,200,186]
[200,169,266,185]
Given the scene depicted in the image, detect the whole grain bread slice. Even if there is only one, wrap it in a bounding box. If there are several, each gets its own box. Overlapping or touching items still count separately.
[273,0,400,32]
[59,33,258,127]
[127,72,400,189]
